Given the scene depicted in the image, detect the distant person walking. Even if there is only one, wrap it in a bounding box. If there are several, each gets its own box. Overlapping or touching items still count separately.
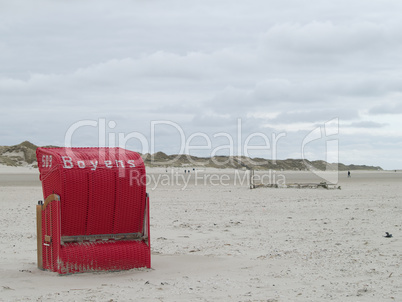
[348,171,351,178]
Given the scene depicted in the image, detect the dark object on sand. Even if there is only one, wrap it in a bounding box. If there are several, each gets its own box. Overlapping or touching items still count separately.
[384,232,393,238]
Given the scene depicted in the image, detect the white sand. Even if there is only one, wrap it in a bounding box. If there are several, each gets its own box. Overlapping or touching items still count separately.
[0,168,401,301]
[0,164,39,174]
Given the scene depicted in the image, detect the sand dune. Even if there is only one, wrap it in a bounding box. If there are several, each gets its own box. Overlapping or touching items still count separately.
[0,168,401,301]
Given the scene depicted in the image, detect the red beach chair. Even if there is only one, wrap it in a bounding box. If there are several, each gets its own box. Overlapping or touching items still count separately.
[35,147,150,274]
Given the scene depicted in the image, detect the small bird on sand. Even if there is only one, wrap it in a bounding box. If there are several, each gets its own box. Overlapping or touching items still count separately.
[384,232,393,238]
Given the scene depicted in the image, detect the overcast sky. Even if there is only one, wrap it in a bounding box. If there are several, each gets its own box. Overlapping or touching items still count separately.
[1,0,402,169]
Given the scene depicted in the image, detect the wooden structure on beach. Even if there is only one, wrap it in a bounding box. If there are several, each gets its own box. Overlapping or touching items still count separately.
[249,169,341,190]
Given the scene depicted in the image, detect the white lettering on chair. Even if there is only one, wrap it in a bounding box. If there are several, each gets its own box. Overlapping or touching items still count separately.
[42,155,53,168]
[59,156,137,170]
[90,160,98,171]
[115,160,125,167]
[128,160,136,167]
[105,160,113,168]
[62,156,73,169]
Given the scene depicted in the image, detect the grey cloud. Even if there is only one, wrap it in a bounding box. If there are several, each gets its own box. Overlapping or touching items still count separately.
[269,109,358,124]
[253,79,292,102]
[2,0,402,170]
[369,102,402,115]
[339,132,402,168]
[262,21,389,55]
[346,121,387,128]
[191,114,235,130]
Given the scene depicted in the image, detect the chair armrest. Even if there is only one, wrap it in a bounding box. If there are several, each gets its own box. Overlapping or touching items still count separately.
[43,194,60,210]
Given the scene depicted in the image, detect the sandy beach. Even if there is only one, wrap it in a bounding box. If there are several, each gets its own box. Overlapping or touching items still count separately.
[0,167,401,301]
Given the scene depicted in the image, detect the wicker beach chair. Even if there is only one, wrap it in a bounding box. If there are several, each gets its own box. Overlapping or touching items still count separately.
[35,147,150,274]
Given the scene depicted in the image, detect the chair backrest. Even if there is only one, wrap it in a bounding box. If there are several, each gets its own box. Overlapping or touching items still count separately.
[37,147,146,237]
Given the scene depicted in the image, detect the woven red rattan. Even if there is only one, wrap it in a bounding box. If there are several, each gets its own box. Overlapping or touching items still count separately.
[36,147,150,274]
